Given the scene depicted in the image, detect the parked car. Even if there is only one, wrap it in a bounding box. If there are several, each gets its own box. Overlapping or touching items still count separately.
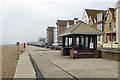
[40,43,45,47]
[27,42,32,45]
[45,43,52,46]
[52,43,58,47]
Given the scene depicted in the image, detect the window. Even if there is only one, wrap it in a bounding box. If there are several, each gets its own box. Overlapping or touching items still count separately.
[85,20,87,23]
[107,35,109,42]
[106,23,108,31]
[98,36,101,42]
[114,22,116,31]
[76,36,79,48]
[85,37,88,48]
[94,19,96,23]
[109,23,112,30]
[97,24,102,31]
[114,22,116,28]
[114,35,116,41]
[97,13,102,22]
[65,37,68,47]
[69,38,72,48]
[109,13,111,21]
[102,13,105,20]
[64,26,66,28]
[90,37,94,49]
[111,35,112,41]
[102,24,104,31]
[80,36,84,48]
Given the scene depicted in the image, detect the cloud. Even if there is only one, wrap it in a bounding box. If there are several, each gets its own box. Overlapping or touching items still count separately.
[1,0,117,45]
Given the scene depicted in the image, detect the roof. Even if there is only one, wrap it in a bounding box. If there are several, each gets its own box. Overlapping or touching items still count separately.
[56,18,79,26]
[85,9,106,17]
[56,20,67,26]
[85,9,106,22]
[58,21,104,36]
[108,8,115,15]
[46,27,55,31]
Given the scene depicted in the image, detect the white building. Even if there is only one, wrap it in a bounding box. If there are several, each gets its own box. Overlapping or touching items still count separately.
[96,12,106,47]
[53,26,58,44]
[116,0,120,46]
[82,9,89,24]
[82,9,106,24]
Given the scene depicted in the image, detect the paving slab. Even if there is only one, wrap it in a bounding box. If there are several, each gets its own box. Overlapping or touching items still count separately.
[29,50,73,78]
[27,46,118,79]
[14,51,36,78]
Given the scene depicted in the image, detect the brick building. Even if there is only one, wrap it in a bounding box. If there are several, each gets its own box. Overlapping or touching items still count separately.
[56,18,79,44]
[46,27,55,44]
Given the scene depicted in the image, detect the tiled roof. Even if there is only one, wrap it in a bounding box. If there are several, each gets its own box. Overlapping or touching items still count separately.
[58,21,104,36]
[85,9,106,21]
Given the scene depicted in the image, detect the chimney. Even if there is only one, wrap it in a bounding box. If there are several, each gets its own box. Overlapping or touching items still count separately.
[74,18,78,24]
[74,18,78,20]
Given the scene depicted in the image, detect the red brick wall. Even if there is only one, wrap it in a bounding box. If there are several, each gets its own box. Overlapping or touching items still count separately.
[58,25,67,43]
[70,49,101,58]
[47,27,55,43]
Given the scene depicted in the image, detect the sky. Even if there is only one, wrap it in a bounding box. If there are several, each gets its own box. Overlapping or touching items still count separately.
[1,0,118,45]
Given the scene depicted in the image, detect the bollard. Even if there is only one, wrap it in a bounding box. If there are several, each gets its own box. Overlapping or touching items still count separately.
[16,42,19,60]
[24,43,26,51]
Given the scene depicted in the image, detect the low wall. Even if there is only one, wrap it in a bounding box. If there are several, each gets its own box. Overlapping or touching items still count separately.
[101,51,120,61]
[103,44,120,48]
[70,49,101,58]
[97,44,101,48]
[61,48,72,55]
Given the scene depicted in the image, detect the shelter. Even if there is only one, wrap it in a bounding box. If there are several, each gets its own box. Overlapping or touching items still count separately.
[58,21,104,58]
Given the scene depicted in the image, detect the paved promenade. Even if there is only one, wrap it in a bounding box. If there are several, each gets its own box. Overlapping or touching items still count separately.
[27,46,118,79]
[14,51,36,78]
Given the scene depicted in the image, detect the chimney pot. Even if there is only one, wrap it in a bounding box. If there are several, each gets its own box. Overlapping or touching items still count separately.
[74,18,78,20]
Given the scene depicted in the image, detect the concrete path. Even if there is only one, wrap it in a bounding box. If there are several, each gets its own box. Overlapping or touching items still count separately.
[14,51,36,78]
[28,50,72,78]
[27,46,118,79]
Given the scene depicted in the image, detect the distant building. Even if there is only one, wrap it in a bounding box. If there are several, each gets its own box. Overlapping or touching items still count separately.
[46,27,55,44]
[56,18,79,44]
[53,27,58,44]
[38,37,46,44]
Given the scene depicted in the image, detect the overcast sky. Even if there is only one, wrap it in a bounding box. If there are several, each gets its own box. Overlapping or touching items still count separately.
[1,0,118,45]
